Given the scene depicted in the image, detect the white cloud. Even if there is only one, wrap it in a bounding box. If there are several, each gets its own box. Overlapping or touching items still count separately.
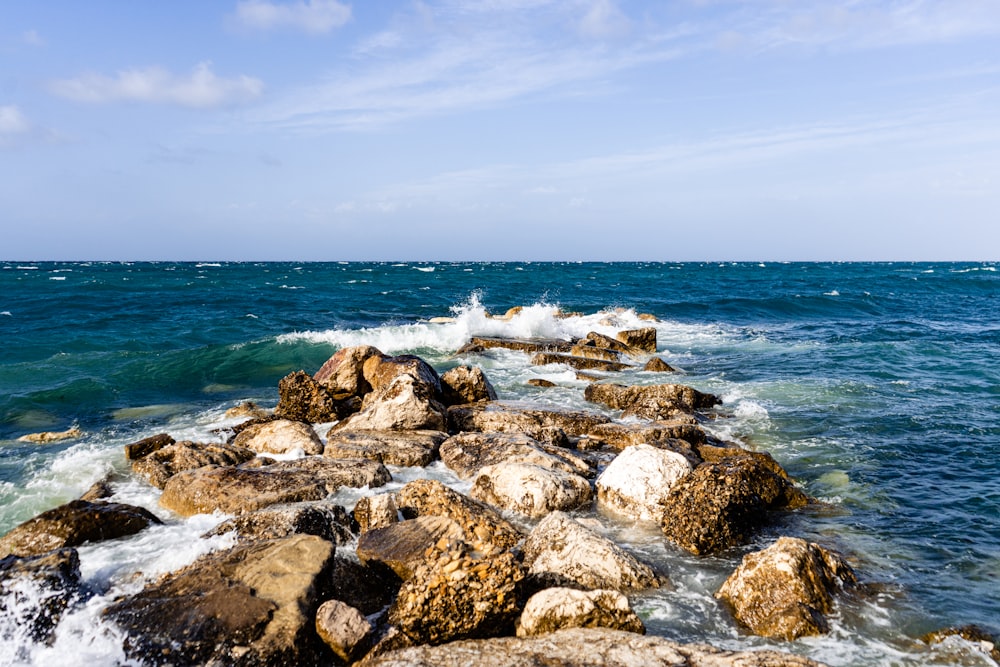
[49,62,263,109]
[232,0,351,34]
[0,105,30,136]
[578,0,631,39]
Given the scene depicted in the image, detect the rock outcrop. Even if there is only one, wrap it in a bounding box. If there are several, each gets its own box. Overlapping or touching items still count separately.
[275,370,353,423]
[336,374,447,432]
[515,588,644,637]
[596,444,692,522]
[447,403,609,443]
[585,382,721,420]
[314,345,383,396]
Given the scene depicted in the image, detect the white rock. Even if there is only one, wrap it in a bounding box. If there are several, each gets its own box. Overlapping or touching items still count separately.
[516,588,644,637]
[470,463,592,518]
[233,419,323,456]
[596,444,692,522]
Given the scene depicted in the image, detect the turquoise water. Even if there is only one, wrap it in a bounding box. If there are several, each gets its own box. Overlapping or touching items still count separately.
[1,261,997,665]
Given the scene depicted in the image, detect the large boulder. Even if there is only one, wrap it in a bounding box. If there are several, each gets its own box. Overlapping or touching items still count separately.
[356,515,465,581]
[522,511,663,592]
[354,493,400,533]
[316,599,374,663]
[123,432,174,461]
[715,536,858,640]
[616,328,657,353]
[394,479,522,554]
[516,588,644,637]
[324,429,447,467]
[0,548,83,643]
[355,627,828,667]
[364,354,442,397]
[275,371,354,423]
[471,463,592,519]
[585,383,721,421]
[440,432,593,480]
[447,403,610,443]
[105,533,337,666]
[233,419,324,456]
[660,456,810,555]
[440,365,498,405]
[336,374,447,432]
[596,444,693,522]
[131,440,257,489]
[314,345,384,396]
[204,501,354,545]
[584,421,706,453]
[0,500,162,558]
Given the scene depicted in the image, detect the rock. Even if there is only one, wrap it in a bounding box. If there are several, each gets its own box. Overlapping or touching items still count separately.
[225,401,270,420]
[275,371,354,423]
[440,432,593,480]
[596,444,693,522]
[387,539,525,645]
[105,533,337,667]
[585,382,721,420]
[516,588,644,637]
[131,440,257,489]
[233,418,324,456]
[123,432,175,461]
[716,536,858,640]
[316,599,374,663]
[638,313,660,322]
[661,457,810,555]
[314,344,384,396]
[616,328,656,353]
[522,511,664,592]
[569,344,623,362]
[336,374,447,432]
[356,627,828,667]
[357,516,466,581]
[531,353,631,373]
[324,429,447,467]
[584,421,705,459]
[354,493,400,532]
[16,426,84,444]
[582,331,634,354]
[456,337,573,356]
[0,548,83,643]
[0,500,162,558]
[79,478,115,501]
[395,479,522,554]
[696,443,795,480]
[643,357,676,373]
[364,354,442,397]
[527,378,557,387]
[159,457,390,517]
[205,501,354,545]
[440,365,498,405]
[328,556,402,616]
[471,463,592,519]
[923,625,1000,663]
[448,403,610,441]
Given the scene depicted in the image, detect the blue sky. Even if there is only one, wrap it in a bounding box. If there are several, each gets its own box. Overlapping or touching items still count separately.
[2,0,999,260]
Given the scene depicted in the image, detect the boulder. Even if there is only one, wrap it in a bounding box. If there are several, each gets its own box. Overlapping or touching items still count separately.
[387,539,525,645]
[923,625,1000,663]
[569,344,622,362]
[204,501,354,545]
[354,493,400,532]
[364,354,442,397]
[660,457,810,555]
[355,627,828,667]
[696,443,794,480]
[233,418,324,456]
[0,548,83,643]
[79,478,115,501]
[596,444,693,522]
[522,511,663,592]
[643,357,676,373]
[455,337,573,356]
[616,328,657,353]
[447,403,610,441]
[471,463,592,519]
[583,422,705,461]
[356,515,465,581]
[531,353,631,373]
[336,374,447,432]
[225,401,270,420]
[324,429,447,467]
[440,365,498,405]
[581,332,634,355]
[131,440,257,489]
[275,371,354,423]
[395,479,522,554]
[123,432,174,461]
[105,533,337,666]
[715,536,858,640]
[314,344,384,396]
[316,599,374,663]
[585,383,721,420]
[515,588,644,637]
[440,432,593,480]
[0,500,162,558]
[159,457,390,517]
[527,379,557,388]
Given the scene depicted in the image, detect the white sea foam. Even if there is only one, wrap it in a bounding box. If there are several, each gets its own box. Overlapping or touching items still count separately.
[1,311,11,316]
[825,290,840,296]
[414,266,435,272]
[49,276,66,281]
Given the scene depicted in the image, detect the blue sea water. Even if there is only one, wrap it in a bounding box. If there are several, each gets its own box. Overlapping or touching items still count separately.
[0,261,997,666]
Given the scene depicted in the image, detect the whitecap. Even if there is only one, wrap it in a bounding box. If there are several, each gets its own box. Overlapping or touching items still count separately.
[1,311,11,316]
[414,267,435,273]
[824,290,840,296]
[16,265,39,270]
[195,262,221,268]
[49,276,66,281]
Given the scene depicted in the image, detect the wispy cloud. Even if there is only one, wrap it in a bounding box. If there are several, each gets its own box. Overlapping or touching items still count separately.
[231,0,351,35]
[49,62,263,109]
[0,105,30,137]
[0,104,60,149]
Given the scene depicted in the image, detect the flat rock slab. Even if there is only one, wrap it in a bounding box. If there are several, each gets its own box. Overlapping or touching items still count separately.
[457,337,574,356]
[356,515,465,581]
[131,440,257,489]
[324,430,447,467]
[448,403,610,441]
[531,353,631,373]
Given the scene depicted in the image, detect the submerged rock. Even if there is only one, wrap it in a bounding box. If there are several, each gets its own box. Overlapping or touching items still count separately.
[922,625,1000,663]
[471,463,592,519]
[16,426,84,444]
[515,588,644,637]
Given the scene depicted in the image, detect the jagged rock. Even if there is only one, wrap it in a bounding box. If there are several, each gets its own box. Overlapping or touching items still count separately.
[336,374,447,432]
[225,401,269,420]
[387,539,525,645]
[440,432,593,480]
[616,328,657,353]
[124,432,175,461]
[105,534,336,666]
[131,440,258,489]
[233,418,324,456]
[355,627,828,667]
[583,421,705,462]
[316,599,374,663]
[716,536,858,640]
[456,337,573,356]
[324,429,447,467]
[0,500,162,558]
[531,353,631,373]
[275,371,354,423]
[354,493,400,532]
[643,357,676,373]
[448,403,610,441]
[582,332,634,355]
[569,344,622,362]
[364,354,442,397]
[923,625,1000,663]
[357,516,465,581]
[471,463,592,518]
[696,443,794,480]
[159,457,390,517]
[596,444,693,522]
[527,379,557,387]
[204,501,354,545]
[0,548,83,643]
[395,479,522,554]
[79,478,115,501]
[440,365,498,405]
[16,426,83,444]
[661,457,810,555]
[314,345,384,396]
[516,588,644,637]
[585,382,721,420]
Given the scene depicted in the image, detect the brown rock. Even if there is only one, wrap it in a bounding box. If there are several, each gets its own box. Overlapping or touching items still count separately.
[204,501,354,545]
[328,556,403,616]
[316,599,374,663]
[531,353,631,373]
[354,493,400,532]
[440,365,498,405]
[440,432,593,480]
[582,331,634,354]
[275,371,354,423]
[616,328,657,353]
[225,401,269,420]
[516,588,644,637]
[336,374,447,432]
[79,478,115,501]
[456,337,573,356]
[447,403,610,441]
[324,429,447,467]
[131,440,257,489]
[584,421,706,457]
[923,625,1000,662]
[314,344,384,396]
[527,378,557,387]
[0,548,83,642]
[569,344,622,362]
[643,357,676,373]
[364,354,442,396]
[584,382,720,420]
[16,426,84,444]
[233,418,324,456]
[123,432,174,461]
[356,515,465,581]
[471,463,592,519]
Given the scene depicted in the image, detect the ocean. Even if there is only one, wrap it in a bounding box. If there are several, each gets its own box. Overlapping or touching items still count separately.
[0,261,997,666]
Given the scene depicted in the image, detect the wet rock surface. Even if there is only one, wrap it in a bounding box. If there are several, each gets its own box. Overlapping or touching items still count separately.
[440,365,498,405]
[357,515,466,581]
[0,548,84,643]
[515,587,644,637]
[130,439,257,489]
[596,444,693,522]
[204,500,355,545]
[440,431,593,480]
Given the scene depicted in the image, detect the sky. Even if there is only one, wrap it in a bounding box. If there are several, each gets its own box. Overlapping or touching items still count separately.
[2,0,999,261]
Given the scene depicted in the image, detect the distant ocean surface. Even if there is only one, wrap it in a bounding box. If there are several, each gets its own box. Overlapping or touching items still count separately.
[1,261,997,666]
